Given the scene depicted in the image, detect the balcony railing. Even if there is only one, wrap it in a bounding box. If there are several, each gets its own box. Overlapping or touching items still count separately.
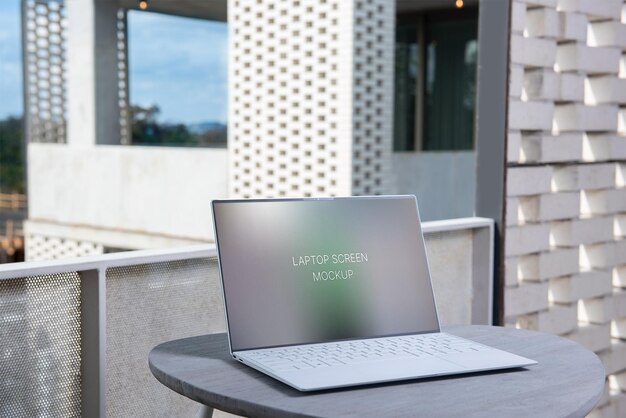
[0,217,493,417]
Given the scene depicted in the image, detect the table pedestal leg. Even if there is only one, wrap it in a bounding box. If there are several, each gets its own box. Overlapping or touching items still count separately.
[198,405,214,417]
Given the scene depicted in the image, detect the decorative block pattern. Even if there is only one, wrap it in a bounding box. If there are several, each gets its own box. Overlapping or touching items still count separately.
[506,223,551,256]
[520,133,583,163]
[517,304,578,334]
[505,281,550,317]
[228,0,345,197]
[558,10,588,42]
[23,2,130,146]
[556,43,621,74]
[25,233,104,261]
[23,0,67,144]
[550,217,613,246]
[588,21,626,48]
[552,163,616,191]
[556,0,623,21]
[523,69,558,101]
[554,104,618,132]
[507,2,626,416]
[519,247,580,280]
[526,7,559,38]
[585,76,626,104]
[509,100,555,130]
[117,9,130,145]
[511,34,557,68]
[228,0,393,198]
[557,72,585,101]
[583,134,626,161]
[518,192,581,222]
[350,0,394,195]
[507,166,553,196]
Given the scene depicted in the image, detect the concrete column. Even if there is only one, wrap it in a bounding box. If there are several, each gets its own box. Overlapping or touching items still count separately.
[66,0,121,146]
[228,0,394,198]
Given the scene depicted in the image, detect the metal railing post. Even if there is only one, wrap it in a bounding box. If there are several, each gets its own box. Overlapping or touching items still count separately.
[80,268,107,417]
[471,223,494,325]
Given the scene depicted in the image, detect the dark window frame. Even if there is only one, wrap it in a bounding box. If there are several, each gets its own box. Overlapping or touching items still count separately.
[474,0,511,326]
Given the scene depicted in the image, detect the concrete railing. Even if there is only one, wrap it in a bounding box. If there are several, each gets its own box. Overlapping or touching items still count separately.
[27,143,228,247]
[391,152,476,221]
[0,217,493,417]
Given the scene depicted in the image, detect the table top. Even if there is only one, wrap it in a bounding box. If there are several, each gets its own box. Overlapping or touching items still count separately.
[148,325,605,418]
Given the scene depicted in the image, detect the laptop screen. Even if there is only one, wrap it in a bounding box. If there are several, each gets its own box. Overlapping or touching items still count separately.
[212,196,440,352]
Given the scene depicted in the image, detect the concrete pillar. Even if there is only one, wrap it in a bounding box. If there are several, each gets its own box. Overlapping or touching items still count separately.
[228,0,394,198]
[66,0,121,146]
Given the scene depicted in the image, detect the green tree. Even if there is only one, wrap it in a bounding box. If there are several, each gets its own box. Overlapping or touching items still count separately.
[130,104,195,146]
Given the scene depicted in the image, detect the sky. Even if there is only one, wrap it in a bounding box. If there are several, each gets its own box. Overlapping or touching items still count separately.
[128,11,228,124]
[0,2,228,124]
[0,0,22,120]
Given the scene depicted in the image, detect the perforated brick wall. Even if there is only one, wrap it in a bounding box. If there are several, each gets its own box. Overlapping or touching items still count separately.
[117,9,131,145]
[228,0,393,198]
[25,234,103,261]
[350,0,394,195]
[23,0,67,144]
[506,1,626,416]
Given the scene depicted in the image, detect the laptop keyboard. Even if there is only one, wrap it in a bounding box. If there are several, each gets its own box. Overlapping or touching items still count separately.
[241,333,489,373]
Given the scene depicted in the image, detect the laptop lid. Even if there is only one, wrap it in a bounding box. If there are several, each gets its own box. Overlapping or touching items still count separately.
[212,196,440,353]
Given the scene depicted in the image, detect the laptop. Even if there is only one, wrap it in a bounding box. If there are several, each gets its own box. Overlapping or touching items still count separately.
[211,195,536,391]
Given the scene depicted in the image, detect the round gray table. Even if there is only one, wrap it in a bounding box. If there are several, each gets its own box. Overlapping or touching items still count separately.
[148,325,605,418]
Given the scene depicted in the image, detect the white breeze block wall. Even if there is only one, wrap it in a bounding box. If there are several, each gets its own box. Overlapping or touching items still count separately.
[507,1,626,416]
[228,0,394,198]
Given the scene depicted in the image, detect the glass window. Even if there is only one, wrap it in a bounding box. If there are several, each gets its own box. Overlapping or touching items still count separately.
[394,10,478,152]
[127,11,228,147]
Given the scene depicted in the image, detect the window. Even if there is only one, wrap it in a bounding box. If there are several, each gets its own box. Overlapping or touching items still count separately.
[127,11,227,147]
[394,8,478,152]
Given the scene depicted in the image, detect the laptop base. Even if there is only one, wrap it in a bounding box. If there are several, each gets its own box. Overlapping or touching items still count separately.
[235,332,537,392]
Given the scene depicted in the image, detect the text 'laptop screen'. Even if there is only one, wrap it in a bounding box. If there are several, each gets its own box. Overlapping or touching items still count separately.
[213,196,440,351]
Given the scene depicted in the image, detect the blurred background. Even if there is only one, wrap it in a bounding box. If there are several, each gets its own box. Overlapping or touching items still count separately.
[0,0,230,262]
[1,0,626,417]
[0,0,485,264]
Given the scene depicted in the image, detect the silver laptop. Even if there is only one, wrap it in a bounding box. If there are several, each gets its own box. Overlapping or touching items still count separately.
[211,195,536,391]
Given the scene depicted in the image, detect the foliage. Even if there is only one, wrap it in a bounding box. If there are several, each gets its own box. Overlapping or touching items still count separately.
[0,116,24,193]
[130,105,226,148]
